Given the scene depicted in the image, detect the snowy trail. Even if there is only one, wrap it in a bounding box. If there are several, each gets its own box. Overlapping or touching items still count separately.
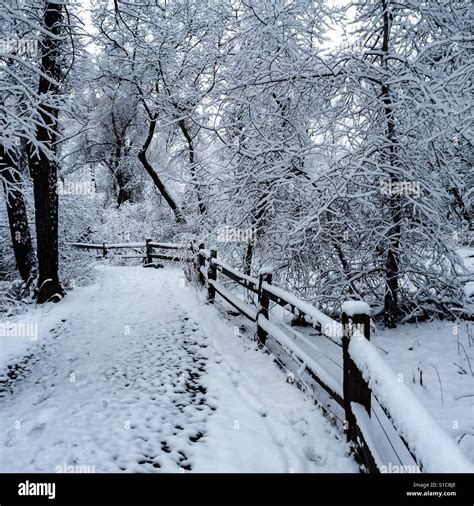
[0,266,356,473]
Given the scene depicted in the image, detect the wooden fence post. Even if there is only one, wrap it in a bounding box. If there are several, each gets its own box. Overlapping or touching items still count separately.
[145,238,152,265]
[342,302,376,472]
[198,243,206,286]
[257,271,272,346]
[102,242,107,258]
[208,249,217,302]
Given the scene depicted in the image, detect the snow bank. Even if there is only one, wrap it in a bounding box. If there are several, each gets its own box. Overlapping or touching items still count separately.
[349,336,474,473]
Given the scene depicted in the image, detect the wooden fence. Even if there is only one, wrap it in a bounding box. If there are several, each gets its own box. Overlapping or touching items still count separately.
[70,240,191,265]
[71,239,472,474]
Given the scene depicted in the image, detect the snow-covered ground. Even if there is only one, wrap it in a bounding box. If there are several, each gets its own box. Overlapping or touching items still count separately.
[373,321,474,463]
[0,265,357,473]
[2,262,471,473]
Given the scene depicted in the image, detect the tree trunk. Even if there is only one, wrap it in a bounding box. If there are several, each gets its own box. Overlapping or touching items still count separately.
[109,112,133,207]
[178,120,206,216]
[28,1,65,303]
[381,0,401,328]
[243,238,254,277]
[138,113,186,224]
[106,160,133,207]
[0,146,36,283]
[243,193,267,276]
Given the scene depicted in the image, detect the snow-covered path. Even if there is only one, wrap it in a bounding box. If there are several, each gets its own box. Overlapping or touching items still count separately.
[0,266,356,473]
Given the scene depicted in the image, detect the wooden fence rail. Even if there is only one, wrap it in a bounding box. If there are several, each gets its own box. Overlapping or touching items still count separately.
[71,239,473,474]
[70,240,191,265]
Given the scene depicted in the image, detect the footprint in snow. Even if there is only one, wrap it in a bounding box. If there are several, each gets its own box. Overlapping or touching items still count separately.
[28,423,46,437]
[302,445,327,466]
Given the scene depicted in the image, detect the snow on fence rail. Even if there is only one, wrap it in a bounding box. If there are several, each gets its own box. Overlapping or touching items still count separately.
[70,242,146,249]
[193,246,474,474]
[148,242,187,250]
[260,282,343,346]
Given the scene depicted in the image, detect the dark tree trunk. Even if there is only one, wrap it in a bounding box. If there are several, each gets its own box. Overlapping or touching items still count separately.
[243,239,254,277]
[106,160,133,207]
[0,146,36,283]
[243,193,267,276]
[109,112,133,207]
[116,176,132,206]
[28,1,65,303]
[381,0,401,328]
[138,113,186,224]
[178,120,206,216]
[384,214,401,328]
